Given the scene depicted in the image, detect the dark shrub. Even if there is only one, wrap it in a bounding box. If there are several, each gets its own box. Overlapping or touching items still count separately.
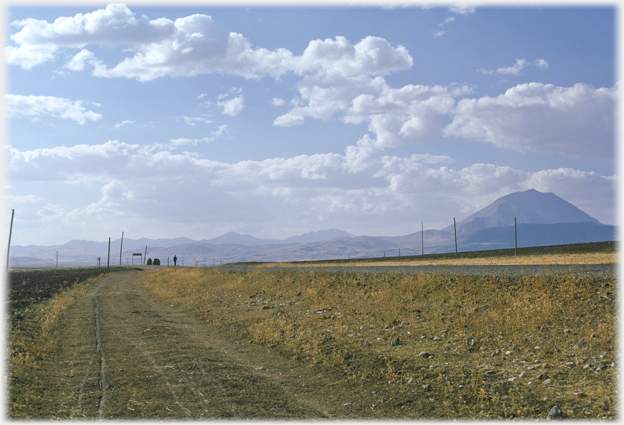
[153,258,160,266]
[146,258,152,265]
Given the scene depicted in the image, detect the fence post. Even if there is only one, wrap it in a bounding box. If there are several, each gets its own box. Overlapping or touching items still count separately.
[107,237,111,268]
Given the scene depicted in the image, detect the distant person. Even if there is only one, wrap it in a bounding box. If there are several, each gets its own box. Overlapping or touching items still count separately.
[173,255,177,266]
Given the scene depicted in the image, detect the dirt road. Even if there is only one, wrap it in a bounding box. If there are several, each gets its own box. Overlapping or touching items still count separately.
[33,270,373,419]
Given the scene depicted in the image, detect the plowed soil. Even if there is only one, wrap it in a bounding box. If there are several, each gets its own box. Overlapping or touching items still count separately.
[22,270,383,419]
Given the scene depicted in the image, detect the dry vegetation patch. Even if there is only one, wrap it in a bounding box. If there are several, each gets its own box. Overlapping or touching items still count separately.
[9,277,100,414]
[142,268,616,419]
[263,252,617,267]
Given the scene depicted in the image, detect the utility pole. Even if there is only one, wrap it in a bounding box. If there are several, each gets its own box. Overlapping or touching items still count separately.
[6,209,14,272]
[144,245,148,265]
[119,231,124,265]
[454,217,458,254]
[421,222,424,256]
[514,217,517,256]
[55,251,59,267]
[107,237,111,268]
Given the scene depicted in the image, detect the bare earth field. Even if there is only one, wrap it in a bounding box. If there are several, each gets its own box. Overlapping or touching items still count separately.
[8,260,617,420]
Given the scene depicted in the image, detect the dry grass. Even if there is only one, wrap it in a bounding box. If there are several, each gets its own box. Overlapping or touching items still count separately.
[254,252,617,267]
[9,277,99,409]
[142,267,616,419]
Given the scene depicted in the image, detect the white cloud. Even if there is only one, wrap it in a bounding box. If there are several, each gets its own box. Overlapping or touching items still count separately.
[448,5,477,15]
[8,5,412,83]
[478,58,549,75]
[113,119,133,129]
[433,30,445,37]
[444,82,616,158]
[272,98,286,106]
[169,125,228,146]
[6,94,103,124]
[273,112,305,127]
[535,58,549,69]
[218,95,245,116]
[496,58,528,75]
[293,36,413,77]
[275,72,462,147]
[177,115,213,126]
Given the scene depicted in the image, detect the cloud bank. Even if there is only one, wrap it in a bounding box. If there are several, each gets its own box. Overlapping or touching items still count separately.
[8,4,412,82]
[8,140,615,243]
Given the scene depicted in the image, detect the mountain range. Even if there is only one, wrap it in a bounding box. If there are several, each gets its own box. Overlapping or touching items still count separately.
[8,189,616,267]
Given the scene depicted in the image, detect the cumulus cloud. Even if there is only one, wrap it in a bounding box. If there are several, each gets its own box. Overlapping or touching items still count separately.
[7,4,412,82]
[6,94,102,124]
[275,72,466,148]
[273,112,305,127]
[535,59,549,69]
[218,95,244,116]
[496,58,528,75]
[293,36,412,77]
[272,98,286,106]
[444,82,616,158]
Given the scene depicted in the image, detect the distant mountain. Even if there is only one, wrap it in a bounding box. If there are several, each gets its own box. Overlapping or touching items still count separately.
[443,189,600,235]
[203,229,354,246]
[8,189,617,267]
[283,229,354,244]
[205,232,280,246]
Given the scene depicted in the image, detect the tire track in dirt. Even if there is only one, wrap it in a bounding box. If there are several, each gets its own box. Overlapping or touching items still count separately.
[43,269,361,419]
[63,294,95,417]
[94,295,109,418]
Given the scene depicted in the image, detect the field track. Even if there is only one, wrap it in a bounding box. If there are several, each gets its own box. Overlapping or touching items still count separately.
[19,269,372,419]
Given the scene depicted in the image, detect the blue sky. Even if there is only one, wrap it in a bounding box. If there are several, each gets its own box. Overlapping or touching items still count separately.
[4,3,617,246]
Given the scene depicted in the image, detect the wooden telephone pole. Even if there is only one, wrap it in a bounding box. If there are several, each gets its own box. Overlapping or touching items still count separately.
[120,231,124,265]
[454,217,458,254]
[6,209,14,272]
[514,217,518,255]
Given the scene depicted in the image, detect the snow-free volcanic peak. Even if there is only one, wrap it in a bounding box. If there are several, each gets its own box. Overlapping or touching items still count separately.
[446,189,601,235]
